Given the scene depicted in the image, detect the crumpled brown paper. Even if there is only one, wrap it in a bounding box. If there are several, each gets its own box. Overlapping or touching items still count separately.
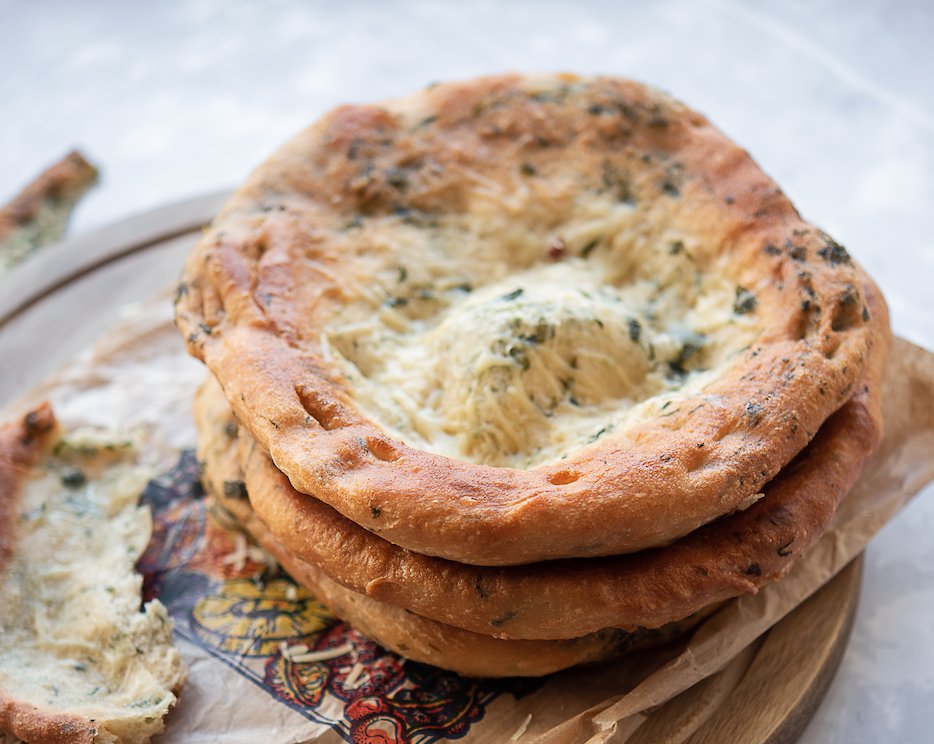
[6,297,934,744]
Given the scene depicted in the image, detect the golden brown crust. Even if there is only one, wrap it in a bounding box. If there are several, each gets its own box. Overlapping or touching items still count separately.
[0,699,96,744]
[178,74,881,564]
[0,406,100,744]
[194,276,888,640]
[202,443,705,677]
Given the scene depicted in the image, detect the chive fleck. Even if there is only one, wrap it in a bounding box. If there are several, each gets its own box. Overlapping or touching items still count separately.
[223,480,248,500]
[580,238,599,258]
[628,318,642,343]
[490,610,517,628]
[61,468,87,489]
[816,237,851,265]
[588,426,610,443]
[733,286,757,315]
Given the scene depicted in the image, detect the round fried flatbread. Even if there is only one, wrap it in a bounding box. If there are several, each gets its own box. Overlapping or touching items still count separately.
[194,277,887,640]
[200,426,707,677]
[178,73,882,564]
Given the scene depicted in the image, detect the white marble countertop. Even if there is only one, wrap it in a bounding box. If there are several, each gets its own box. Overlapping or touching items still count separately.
[2,1,932,741]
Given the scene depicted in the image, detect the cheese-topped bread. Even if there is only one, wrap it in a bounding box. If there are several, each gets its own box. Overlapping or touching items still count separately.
[194,273,887,640]
[177,73,884,565]
[0,406,185,744]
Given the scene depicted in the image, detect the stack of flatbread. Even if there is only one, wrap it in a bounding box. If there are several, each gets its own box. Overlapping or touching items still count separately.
[176,73,891,677]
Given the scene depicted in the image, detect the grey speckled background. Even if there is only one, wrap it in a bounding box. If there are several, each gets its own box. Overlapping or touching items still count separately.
[2,1,933,741]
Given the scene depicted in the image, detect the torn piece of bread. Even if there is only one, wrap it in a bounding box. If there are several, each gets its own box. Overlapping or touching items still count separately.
[0,405,186,744]
[0,151,99,272]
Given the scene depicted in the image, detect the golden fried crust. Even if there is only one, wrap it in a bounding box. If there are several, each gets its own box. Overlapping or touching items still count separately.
[0,406,99,744]
[194,277,888,640]
[178,73,882,564]
[201,439,705,677]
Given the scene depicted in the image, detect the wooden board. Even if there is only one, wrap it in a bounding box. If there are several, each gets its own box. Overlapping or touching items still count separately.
[0,195,864,743]
[635,555,862,744]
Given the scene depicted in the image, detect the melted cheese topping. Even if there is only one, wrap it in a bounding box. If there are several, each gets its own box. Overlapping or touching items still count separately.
[0,432,185,743]
[327,196,762,468]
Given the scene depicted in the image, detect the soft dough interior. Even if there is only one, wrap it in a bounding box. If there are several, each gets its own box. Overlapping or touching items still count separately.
[0,431,185,743]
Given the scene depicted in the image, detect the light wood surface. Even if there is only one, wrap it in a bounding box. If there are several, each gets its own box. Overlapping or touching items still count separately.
[636,556,863,744]
[0,191,226,406]
[0,196,864,743]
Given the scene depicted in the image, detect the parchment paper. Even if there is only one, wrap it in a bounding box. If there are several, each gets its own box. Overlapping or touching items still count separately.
[6,296,934,744]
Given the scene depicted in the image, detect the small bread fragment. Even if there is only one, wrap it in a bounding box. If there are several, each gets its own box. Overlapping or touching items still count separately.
[0,150,99,271]
[0,406,186,744]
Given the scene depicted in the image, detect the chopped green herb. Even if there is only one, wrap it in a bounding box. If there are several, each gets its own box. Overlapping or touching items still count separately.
[385,168,408,189]
[588,425,611,443]
[519,320,554,345]
[733,286,757,315]
[580,238,600,258]
[223,480,248,500]
[816,237,850,265]
[508,346,530,371]
[745,401,764,425]
[60,468,87,489]
[628,318,642,343]
[490,610,517,628]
